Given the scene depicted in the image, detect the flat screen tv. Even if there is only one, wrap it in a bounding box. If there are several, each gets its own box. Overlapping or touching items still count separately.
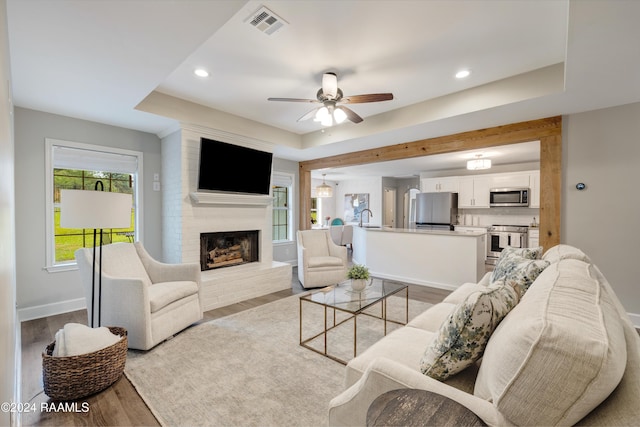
[197,138,273,195]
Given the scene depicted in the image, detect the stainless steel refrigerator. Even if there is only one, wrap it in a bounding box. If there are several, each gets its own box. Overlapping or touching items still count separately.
[415,192,458,230]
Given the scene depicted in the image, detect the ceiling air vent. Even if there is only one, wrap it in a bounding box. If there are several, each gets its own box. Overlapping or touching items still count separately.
[246,6,287,35]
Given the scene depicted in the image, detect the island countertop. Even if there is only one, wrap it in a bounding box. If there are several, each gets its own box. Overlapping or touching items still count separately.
[357,226,485,237]
[352,226,486,290]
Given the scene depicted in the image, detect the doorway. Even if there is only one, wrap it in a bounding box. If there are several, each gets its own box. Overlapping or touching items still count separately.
[403,188,420,228]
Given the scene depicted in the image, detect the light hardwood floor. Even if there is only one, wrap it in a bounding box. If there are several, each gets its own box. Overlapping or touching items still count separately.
[20,266,451,426]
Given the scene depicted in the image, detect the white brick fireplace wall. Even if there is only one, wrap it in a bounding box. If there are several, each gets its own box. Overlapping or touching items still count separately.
[161,125,291,311]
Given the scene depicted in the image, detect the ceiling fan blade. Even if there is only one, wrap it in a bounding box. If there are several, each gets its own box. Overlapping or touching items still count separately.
[341,93,394,104]
[297,107,320,122]
[267,97,319,103]
[322,72,338,99]
[338,106,363,124]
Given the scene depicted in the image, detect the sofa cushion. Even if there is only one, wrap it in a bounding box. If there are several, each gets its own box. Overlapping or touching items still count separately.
[474,259,627,426]
[419,282,519,381]
[149,281,199,313]
[407,302,457,332]
[308,256,344,268]
[489,255,549,298]
[443,282,488,305]
[542,243,592,264]
[345,326,434,388]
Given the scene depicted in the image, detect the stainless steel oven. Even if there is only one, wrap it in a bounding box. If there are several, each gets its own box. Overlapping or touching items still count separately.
[486,225,529,265]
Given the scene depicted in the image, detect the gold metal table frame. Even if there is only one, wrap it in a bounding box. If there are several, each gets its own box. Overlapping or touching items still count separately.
[299,278,409,365]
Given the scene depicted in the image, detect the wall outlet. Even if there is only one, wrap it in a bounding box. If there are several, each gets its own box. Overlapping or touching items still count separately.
[153,173,160,181]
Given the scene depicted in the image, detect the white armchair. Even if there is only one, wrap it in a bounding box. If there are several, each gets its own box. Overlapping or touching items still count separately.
[297,229,348,289]
[75,242,203,350]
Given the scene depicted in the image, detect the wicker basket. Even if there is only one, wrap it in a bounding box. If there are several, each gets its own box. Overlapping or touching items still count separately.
[42,326,127,401]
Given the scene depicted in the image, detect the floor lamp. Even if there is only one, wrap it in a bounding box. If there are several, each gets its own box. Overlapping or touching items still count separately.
[60,182,132,328]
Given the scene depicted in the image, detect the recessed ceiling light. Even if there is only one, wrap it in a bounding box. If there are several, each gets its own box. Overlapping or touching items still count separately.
[455,69,471,79]
[194,68,209,78]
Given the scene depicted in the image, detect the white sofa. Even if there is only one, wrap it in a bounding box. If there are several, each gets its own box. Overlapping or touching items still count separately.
[75,242,203,350]
[328,244,640,426]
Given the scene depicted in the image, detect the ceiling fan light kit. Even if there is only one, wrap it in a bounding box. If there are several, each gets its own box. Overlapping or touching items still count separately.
[314,104,347,127]
[268,72,393,127]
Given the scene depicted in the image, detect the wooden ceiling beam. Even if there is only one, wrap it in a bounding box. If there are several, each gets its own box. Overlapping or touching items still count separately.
[299,116,562,251]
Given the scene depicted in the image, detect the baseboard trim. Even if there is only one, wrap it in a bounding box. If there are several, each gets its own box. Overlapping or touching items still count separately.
[18,298,86,322]
[368,270,458,292]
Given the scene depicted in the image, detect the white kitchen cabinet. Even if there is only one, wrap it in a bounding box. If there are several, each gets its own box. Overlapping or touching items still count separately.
[421,177,459,193]
[529,170,540,208]
[529,228,540,248]
[489,172,530,189]
[458,176,491,208]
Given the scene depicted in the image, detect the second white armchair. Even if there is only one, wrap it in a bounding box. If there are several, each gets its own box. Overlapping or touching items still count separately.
[297,229,348,289]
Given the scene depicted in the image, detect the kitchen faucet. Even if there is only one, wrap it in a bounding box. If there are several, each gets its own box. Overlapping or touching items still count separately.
[359,209,373,227]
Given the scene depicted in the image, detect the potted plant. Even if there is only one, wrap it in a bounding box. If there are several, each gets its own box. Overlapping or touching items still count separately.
[347,264,371,291]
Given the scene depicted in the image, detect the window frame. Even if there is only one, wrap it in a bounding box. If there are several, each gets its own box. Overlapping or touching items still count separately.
[272,171,294,244]
[44,138,144,272]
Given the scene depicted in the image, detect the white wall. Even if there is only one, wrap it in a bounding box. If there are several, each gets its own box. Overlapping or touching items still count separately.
[0,0,17,423]
[161,129,182,263]
[335,177,383,226]
[563,102,640,316]
[13,108,163,318]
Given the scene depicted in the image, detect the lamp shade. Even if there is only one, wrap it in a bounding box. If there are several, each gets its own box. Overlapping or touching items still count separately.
[60,189,132,229]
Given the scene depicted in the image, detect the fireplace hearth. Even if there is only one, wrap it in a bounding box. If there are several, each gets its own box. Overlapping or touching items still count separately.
[200,230,259,271]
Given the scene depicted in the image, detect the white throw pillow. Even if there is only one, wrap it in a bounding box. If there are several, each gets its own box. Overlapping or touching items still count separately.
[420,282,519,381]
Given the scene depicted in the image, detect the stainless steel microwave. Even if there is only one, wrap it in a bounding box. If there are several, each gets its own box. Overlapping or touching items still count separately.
[489,187,529,207]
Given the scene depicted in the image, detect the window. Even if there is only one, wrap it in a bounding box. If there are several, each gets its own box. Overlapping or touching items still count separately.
[272,172,293,243]
[45,139,143,272]
[310,197,318,226]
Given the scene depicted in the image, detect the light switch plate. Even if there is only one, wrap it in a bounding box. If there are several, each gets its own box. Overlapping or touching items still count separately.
[153,182,160,191]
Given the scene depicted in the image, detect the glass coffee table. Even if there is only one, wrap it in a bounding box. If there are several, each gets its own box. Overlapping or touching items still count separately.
[299,278,408,365]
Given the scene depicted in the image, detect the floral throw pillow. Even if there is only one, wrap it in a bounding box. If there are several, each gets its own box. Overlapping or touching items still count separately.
[420,282,519,381]
[490,255,550,298]
[500,245,543,261]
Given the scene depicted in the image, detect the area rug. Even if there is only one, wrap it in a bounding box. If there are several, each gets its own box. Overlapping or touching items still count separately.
[124,293,431,427]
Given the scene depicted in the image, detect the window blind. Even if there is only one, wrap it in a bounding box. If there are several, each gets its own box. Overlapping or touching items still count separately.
[53,145,138,174]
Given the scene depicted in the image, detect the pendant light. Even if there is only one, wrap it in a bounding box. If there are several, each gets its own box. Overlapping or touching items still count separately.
[316,174,333,198]
[467,154,492,170]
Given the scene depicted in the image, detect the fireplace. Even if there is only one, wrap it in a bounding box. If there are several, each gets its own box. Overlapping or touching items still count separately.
[200,230,259,271]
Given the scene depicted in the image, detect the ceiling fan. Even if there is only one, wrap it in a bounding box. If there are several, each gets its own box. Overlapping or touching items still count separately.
[267,72,393,126]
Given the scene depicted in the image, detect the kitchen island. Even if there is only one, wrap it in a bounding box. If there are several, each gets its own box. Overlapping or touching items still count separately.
[352,226,486,290]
